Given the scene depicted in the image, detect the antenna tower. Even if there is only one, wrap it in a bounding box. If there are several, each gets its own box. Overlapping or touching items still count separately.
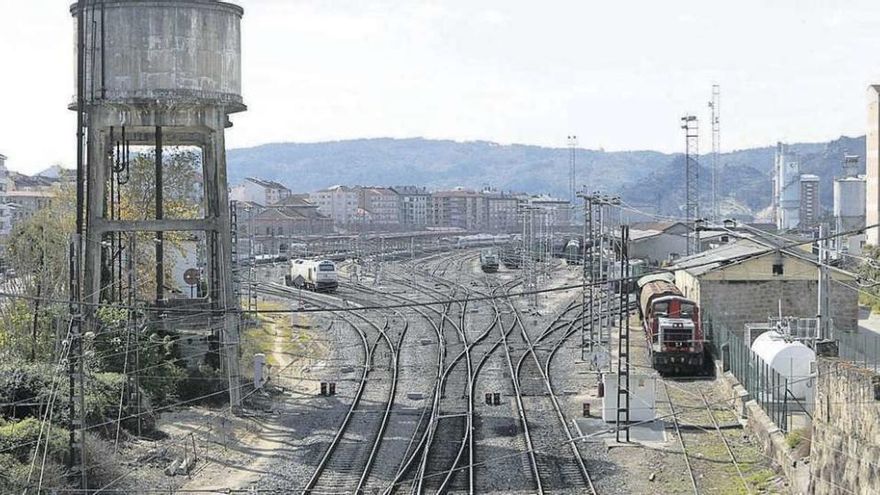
[709,85,721,220]
[681,115,700,255]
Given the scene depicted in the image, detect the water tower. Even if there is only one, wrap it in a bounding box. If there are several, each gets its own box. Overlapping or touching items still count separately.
[71,0,245,405]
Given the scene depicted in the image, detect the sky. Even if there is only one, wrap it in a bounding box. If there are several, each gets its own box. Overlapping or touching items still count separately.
[2,0,880,174]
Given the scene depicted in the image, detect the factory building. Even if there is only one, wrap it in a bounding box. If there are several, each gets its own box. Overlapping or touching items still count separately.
[799,174,820,229]
[834,176,866,232]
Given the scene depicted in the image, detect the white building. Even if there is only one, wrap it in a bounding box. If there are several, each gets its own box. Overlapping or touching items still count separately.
[230,177,291,205]
[310,185,360,226]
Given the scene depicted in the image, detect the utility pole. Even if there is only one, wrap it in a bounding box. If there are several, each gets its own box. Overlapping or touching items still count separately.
[579,191,597,361]
[817,224,832,341]
[682,115,700,255]
[616,225,631,442]
[590,193,620,349]
[709,85,721,221]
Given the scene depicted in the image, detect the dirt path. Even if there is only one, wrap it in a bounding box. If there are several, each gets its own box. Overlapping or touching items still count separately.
[177,314,325,492]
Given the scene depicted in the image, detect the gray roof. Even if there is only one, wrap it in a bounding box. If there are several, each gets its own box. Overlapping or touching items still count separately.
[246,177,290,190]
[671,238,770,276]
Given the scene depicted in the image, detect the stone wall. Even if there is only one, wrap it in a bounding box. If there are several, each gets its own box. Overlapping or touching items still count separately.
[699,280,858,335]
[809,358,880,494]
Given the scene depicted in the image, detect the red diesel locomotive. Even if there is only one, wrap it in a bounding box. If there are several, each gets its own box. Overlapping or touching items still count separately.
[637,274,706,375]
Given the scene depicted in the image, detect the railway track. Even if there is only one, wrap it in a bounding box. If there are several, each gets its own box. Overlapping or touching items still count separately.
[507,296,598,495]
[256,283,401,495]
[259,250,605,494]
[661,378,754,495]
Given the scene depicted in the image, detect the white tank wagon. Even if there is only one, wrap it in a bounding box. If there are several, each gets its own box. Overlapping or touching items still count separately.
[286,259,338,292]
[750,331,815,400]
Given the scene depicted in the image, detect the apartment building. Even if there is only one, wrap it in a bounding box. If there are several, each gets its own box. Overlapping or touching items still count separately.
[230,177,291,205]
[391,185,430,227]
[310,185,360,226]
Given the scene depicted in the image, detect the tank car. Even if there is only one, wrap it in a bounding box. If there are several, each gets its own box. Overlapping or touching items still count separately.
[637,274,705,375]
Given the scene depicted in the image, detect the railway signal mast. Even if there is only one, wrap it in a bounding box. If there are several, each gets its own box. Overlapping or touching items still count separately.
[681,115,700,255]
[708,85,721,221]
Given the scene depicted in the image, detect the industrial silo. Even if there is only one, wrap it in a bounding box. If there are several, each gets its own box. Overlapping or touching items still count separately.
[833,176,867,231]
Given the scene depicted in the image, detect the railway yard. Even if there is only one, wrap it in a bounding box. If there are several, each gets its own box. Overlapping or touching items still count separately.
[112,248,791,494]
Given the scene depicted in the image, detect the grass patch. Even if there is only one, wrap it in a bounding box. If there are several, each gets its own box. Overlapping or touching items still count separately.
[745,468,778,490]
[240,300,316,377]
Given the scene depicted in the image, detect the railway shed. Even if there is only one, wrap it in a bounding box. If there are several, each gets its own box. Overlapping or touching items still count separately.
[671,238,858,339]
[621,221,729,265]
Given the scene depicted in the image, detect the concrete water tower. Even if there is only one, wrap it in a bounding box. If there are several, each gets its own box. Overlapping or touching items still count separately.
[71,0,245,405]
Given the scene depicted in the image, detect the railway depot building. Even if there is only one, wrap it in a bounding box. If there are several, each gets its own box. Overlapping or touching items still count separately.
[671,238,858,337]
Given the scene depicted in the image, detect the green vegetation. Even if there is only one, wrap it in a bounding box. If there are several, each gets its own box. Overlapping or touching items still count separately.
[858,245,880,312]
[240,300,316,380]
[0,149,227,491]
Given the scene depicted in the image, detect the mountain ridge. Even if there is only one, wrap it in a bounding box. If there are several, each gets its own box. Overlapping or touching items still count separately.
[227,135,866,217]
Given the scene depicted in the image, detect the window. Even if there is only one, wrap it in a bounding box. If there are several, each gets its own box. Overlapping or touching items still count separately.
[772,262,784,275]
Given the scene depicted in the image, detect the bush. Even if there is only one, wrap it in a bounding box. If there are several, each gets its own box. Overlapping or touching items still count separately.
[0,417,68,466]
[177,364,229,406]
[0,362,60,420]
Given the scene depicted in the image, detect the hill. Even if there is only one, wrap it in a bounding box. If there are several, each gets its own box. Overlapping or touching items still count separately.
[227,136,866,217]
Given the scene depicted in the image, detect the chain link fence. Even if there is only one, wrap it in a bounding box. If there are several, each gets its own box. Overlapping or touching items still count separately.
[709,318,814,433]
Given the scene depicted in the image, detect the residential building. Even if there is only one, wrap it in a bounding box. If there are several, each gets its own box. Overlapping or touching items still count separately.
[799,174,820,229]
[310,185,360,226]
[430,188,487,230]
[483,191,520,232]
[391,185,430,227]
[358,187,400,228]
[230,177,291,205]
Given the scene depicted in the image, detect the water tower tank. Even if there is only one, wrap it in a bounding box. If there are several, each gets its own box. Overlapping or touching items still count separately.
[751,331,815,400]
[71,0,244,112]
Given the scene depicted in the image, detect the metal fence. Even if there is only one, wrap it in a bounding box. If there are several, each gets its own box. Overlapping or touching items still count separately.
[710,320,808,433]
[837,329,880,373]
